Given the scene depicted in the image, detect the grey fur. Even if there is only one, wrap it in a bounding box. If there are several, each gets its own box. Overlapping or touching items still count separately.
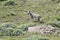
[28,11,43,23]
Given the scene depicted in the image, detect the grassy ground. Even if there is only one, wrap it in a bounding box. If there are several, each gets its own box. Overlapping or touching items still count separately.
[0,0,60,40]
[0,0,60,25]
[0,34,60,40]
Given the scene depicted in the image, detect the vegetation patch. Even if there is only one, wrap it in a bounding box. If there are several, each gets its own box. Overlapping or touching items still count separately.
[47,21,60,28]
[17,22,36,31]
[7,12,17,16]
[4,1,17,6]
[0,22,23,36]
[0,22,35,36]
[0,0,6,1]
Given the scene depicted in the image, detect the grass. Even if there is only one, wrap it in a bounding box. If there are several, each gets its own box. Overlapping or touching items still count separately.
[0,0,60,40]
[0,34,60,40]
[0,0,60,25]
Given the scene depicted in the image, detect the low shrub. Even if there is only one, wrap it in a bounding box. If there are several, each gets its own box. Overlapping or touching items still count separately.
[53,15,60,21]
[4,1,17,6]
[7,12,17,16]
[51,0,60,3]
[17,22,36,31]
[47,21,60,28]
[38,38,49,40]
[27,34,49,40]
[0,0,6,1]
[0,22,35,36]
[0,22,23,36]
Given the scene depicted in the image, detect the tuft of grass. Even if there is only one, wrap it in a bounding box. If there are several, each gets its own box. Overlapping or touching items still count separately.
[0,0,6,1]
[17,22,36,31]
[0,22,35,36]
[0,22,23,36]
[48,21,60,28]
[4,1,17,6]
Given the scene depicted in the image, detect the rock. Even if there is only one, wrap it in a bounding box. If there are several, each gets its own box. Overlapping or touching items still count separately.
[28,25,58,34]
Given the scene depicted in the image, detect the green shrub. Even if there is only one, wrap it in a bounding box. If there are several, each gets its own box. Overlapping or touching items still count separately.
[27,34,49,40]
[53,15,60,21]
[7,12,17,16]
[0,22,35,36]
[17,22,36,31]
[51,0,60,3]
[0,22,23,36]
[38,38,49,40]
[0,22,16,28]
[4,1,17,6]
[47,21,60,28]
[0,0,6,1]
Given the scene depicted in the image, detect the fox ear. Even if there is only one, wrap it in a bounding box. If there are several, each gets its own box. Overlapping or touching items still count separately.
[28,11,30,13]
[28,11,31,13]
[27,11,29,15]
